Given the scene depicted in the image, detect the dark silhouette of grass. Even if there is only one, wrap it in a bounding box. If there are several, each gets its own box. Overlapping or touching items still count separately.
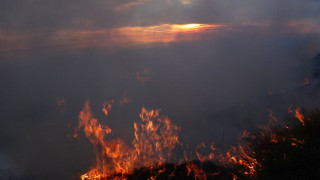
[247,109,320,180]
[82,108,320,180]
[101,160,237,180]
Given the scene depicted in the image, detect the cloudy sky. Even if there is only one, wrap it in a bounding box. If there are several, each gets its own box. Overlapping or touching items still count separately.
[1,0,320,179]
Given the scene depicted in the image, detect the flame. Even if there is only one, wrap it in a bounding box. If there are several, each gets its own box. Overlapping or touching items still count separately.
[76,100,260,179]
[75,102,309,179]
[222,146,259,177]
[288,105,305,125]
[195,142,215,163]
[76,100,180,179]
[186,162,207,180]
[76,100,112,144]
[102,100,114,117]
[294,108,305,126]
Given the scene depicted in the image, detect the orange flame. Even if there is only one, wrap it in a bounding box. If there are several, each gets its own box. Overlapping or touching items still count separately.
[75,102,309,179]
[76,100,180,179]
[288,105,305,125]
[222,145,259,177]
[186,162,207,180]
[102,100,114,117]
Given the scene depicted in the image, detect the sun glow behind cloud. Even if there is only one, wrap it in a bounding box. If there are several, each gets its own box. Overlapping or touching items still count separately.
[0,23,225,51]
[115,23,225,44]
[1,21,319,51]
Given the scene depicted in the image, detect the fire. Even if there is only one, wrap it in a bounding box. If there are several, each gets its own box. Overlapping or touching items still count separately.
[75,102,309,179]
[76,100,112,144]
[288,105,305,125]
[75,100,260,179]
[76,100,180,179]
[102,100,114,117]
[221,146,259,177]
[294,108,305,126]
[186,162,207,180]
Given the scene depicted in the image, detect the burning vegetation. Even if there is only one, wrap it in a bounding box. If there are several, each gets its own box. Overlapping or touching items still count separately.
[74,100,180,180]
[74,101,320,180]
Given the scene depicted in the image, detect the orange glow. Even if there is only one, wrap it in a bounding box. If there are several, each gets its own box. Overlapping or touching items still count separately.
[288,105,305,125]
[116,23,225,44]
[294,108,305,126]
[0,23,225,51]
[270,133,278,143]
[304,78,310,86]
[195,142,215,164]
[76,100,180,179]
[186,162,207,180]
[2,21,320,51]
[102,100,114,117]
[222,146,259,177]
[74,100,261,179]
[291,138,305,148]
[74,102,310,179]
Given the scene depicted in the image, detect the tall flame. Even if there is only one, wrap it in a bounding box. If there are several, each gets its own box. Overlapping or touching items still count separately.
[76,100,180,179]
[75,102,308,179]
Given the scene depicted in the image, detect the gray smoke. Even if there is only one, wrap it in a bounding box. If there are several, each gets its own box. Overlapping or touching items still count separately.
[1,0,320,179]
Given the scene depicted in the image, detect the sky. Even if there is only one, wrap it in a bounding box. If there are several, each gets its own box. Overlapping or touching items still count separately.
[1,0,320,179]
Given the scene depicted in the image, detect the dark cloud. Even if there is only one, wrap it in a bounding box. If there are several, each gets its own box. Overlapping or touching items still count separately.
[1,0,319,28]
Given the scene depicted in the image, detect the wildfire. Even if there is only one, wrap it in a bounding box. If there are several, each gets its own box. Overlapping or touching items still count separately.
[75,101,309,180]
[76,100,180,179]
[288,105,306,125]
[186,162,207,180]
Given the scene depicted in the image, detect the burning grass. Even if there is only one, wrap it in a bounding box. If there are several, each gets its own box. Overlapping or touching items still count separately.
[75,101,320,180]
[247,109,320,179]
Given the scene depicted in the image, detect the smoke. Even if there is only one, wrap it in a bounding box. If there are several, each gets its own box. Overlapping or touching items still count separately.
[1,0,320,179]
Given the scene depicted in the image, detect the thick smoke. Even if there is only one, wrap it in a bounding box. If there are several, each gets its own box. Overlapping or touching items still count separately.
[1,0,320,179]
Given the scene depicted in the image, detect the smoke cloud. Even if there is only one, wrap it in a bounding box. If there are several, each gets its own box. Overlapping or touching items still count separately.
[1,0,320,179]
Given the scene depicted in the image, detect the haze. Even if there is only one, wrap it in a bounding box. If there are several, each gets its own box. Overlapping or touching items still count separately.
[1,0,320,179]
